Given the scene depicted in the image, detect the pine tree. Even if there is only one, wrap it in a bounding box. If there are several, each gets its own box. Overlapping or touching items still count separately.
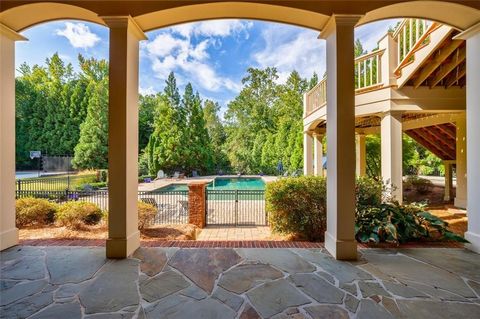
[72,57,109,169]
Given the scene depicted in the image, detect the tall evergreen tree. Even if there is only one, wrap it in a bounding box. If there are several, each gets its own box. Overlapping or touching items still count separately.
[72,57,109,169]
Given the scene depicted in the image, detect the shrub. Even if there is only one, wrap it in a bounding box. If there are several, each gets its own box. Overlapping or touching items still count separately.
[57,202,103,229]
[356,176,384,208]
[16,198,57,227]
[355,202,467,244]
[266,176,327,241]
[138,201,157,230]
[404,175,434,194]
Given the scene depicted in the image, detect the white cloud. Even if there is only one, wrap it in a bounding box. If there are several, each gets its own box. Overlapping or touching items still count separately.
[171,20,252,39]
[56,22,100,49]
[253,25,326,83]
[139,86,156,95]
[144,21,247,93]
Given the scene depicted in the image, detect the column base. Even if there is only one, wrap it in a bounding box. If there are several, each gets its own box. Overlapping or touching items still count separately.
[454,198,467,209]
[465,232,480,254]
[324,231,357,260]
[0,227,19,251]
[106,230,140,258]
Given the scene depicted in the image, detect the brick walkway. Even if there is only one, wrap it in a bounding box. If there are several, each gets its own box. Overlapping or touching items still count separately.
[196,226,271,241]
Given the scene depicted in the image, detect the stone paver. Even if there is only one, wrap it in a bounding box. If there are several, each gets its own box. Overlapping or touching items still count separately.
[79,259,140,314]
[168,249,241,293]
[246,279,311,317]
[1,246,480,319]
[290,273,344,304]
[239,248,315,274]
[46,247,106,284]
[218,263,283,294]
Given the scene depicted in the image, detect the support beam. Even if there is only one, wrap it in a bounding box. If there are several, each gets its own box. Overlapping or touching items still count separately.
[444,161,453,201]
[429,46,466,88]
[445,64,466,88]
[313,133,323,176]
[454,115,467,209]
[381,111,403,203]
[102,16,147,258]
[413,39,462,88]
[356,134,367,176]
[303,132,313,176]
[455,23,480,252]
[0,25,27,251]
[321,15,361,260]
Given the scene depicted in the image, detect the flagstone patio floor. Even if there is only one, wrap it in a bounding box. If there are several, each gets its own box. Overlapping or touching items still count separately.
[1,246,480,318]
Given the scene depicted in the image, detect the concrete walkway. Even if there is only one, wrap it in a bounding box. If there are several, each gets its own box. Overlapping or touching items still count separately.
[1,247,480,318]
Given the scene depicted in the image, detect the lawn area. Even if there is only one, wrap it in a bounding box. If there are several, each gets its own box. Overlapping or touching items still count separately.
[16,171,98,191]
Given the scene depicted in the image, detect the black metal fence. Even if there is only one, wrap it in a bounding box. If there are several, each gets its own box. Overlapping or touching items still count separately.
[15,189,189,225]
[206,190,267,226]
[16,174,97,192]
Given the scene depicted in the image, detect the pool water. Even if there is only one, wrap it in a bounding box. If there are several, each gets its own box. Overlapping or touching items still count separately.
[156,177,265,191]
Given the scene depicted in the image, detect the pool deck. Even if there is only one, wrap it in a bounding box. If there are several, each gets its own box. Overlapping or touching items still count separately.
[138,175,277,192]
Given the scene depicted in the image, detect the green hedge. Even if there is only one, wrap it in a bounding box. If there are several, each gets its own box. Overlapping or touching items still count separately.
[266,176,327,241]
[16,198,57,227]
[266,175,466,244]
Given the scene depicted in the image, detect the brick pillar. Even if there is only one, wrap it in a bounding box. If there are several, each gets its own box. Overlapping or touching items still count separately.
[188,182,206,228]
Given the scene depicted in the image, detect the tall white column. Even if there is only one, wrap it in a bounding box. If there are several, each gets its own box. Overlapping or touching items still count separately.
[0,25,27,251]
[455,23,480,253]
[313,133,323,176]
[444,161,453,202]
[303,132,313,176]
[356,133,366,176]
[102,16,147,258]
[321,15,361,260]
[381,111,403,203]
[454,115,467,208]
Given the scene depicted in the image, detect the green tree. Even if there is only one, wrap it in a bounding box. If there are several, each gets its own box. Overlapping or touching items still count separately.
[203,99,229,171]
[72,57,109,169]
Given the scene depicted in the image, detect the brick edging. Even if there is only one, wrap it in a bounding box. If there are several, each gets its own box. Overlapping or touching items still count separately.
[18,239,463,249]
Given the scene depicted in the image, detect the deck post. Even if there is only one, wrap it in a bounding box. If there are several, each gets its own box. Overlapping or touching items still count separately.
[0,25,26,250]
[455,23,480,253]
[381,111,403,203]
[356,133,367,176]
[303,132,314,176]
[454,114,467,209]
[102,16,146,258]
[313,133,323,176]
[321,15,361,260]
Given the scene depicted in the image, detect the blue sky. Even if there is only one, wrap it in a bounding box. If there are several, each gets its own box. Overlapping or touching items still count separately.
[16,19,399,111]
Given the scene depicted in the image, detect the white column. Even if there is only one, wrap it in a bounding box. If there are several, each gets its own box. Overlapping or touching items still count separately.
[356,133,366,176]
[303,132,313,176]
[381,111,403,203]
[321,15,361,260]
[443,161,453,202]
[455,23,480,252]
[0,25,27,251]
[102,16,147,258]
[454,115,467,208]
[313,133,323,176]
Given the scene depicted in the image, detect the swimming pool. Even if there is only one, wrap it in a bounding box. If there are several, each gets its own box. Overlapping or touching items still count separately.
[156,177,265,191]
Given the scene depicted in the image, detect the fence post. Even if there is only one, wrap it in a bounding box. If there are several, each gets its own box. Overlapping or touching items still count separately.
[17,180,21,191]
[188,182,206,228]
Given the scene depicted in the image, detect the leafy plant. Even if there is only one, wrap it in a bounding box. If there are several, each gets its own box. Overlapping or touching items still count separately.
[404,175,434,194]
[16,198,57,227]
[266,176,327,241]
[138,201,157,230]
[57,201,103,229]
[355,202,467,244]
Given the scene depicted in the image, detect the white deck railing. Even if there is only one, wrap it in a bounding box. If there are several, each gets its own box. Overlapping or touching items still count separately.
[392,18,438,74]
[304,18,436,117]
[305,78,327,116]
[354,49,385,91]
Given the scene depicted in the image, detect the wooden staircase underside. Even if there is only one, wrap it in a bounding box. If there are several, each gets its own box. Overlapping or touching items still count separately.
[405,123,456,160]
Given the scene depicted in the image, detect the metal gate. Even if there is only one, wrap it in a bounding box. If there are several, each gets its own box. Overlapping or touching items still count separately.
[206,190,267,226]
